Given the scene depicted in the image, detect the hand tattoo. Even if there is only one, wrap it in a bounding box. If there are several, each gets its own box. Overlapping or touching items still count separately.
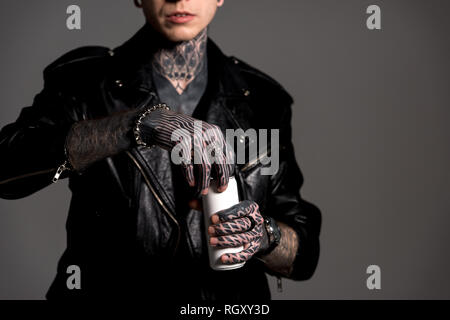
[152,28,207,95]
[209,200,268,264]
[139,108,234,195]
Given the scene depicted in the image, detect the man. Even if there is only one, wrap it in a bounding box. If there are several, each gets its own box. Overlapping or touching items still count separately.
[0,0,321,300]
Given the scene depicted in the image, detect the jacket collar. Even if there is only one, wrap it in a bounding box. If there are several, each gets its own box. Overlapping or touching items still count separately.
[108,23,250,100]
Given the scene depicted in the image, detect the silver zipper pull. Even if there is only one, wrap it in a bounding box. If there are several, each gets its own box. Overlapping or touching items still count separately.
[52,160,70,183]
[277,276,283,292]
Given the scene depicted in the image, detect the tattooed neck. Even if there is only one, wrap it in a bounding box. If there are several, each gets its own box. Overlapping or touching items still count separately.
[152,28,207,95]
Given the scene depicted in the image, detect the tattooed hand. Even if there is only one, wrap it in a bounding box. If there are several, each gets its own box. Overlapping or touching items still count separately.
[139,108,234,195]
[208,200,270,264]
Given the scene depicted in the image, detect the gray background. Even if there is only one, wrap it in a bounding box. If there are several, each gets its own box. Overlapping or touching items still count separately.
[1,0,449,299]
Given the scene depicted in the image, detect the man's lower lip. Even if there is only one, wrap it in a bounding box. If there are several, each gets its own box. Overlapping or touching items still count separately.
[167,15,195,24]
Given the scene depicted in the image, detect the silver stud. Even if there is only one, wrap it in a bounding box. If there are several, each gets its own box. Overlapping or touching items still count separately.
[108,50,115,57]
[243,89,250,96]
[115,80,123,87]
[233,58,239,64]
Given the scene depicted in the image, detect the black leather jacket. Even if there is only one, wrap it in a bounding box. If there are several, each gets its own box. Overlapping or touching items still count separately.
[0,25,321,300]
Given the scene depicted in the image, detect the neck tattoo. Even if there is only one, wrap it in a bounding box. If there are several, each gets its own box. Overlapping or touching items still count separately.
[152,28,207,95]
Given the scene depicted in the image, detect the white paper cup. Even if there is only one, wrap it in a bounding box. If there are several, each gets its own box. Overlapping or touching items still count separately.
[202,177,246,271]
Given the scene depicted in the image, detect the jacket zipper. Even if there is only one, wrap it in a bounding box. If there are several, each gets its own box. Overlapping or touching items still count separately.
[277,276,283,292]
[0,168,56,185]
[52,160,72,183]
[240,149,270,173]
[125,150,181,257]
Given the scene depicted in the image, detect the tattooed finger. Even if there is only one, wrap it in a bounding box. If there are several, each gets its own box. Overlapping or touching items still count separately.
[212,200,255,223]
[181,164,195,187]
[221,240,262,264]
[213,160,229,191]
[209,142,230,190]
[209,217,253,236]
[195,160,211,195]
[210,228,261,248]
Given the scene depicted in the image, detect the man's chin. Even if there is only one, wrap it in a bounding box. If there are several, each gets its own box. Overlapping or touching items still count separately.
[163,28,201,43]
